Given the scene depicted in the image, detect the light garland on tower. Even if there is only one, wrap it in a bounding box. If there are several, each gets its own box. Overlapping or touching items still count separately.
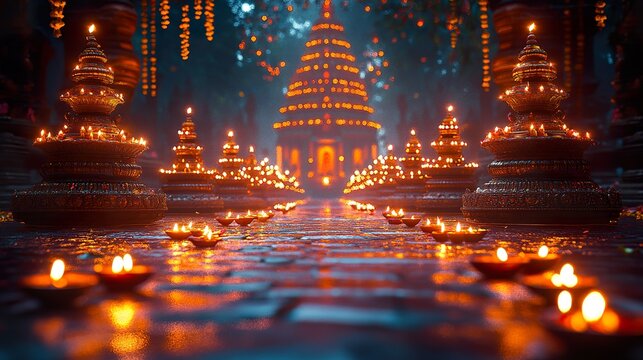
[478,0,491,91]
[204,0,215,41]
[141,0,149,95]
[150,0,157,97]
[180,4,191,61]
[160,0,170,29]
[49,0,66,38]
[595,1,607,30]
[194,0,203,20]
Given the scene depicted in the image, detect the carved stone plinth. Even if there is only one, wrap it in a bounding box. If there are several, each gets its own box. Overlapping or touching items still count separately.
[160,173,222,213]
[420,167,477,212]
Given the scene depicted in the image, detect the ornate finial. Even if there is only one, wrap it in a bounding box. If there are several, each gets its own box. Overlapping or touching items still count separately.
[431,103,466,166]
[71,24,115,85]
[512,22,556,83]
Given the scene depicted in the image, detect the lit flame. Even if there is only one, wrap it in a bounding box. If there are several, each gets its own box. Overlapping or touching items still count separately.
[249,145,255,153]
[425,218,431,225]
[186,107,192,115]
[436,217,441,225]
[528,22,535,33]
[538,245,549,258]
[455,222,461,232]
[496,248,508,262]
[227,211,232,218]
[89,24,96,34]
[557,290,573,314]
[112,256,124,273]
[440,223,445,233]
[551,263,578,288]
[173,223,179,231]
[322,176,330,186]
[227,130,234,137]
[123,253,133,272]
[187,221,193,229]
[410,129,416,136]
[50,259,65,282]
[582,291,606,322]
[398,209,404,217]
[447,104,454,112]
[387,144,393,151]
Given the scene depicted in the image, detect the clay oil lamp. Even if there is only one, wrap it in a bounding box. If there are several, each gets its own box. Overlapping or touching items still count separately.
[543,290,643,350]
[245,210,258,220]
[189,228,223,248]
[95,253,153,292]
[522,263,597,302]
[401,215,421,228]
[387,209,404,225]
[469,247,528,279]
[267,210,276,219]
[257,211,270,222]
[365,203,375,214]
[234,214,254,226]
[523,245,561,274]
[216,211,235,227]
[430,222,450,243]
[348,200,358,210]
[420,217,442,233]
[382,206,391,218]
[449,223,488,244]
[165,223,191,240]
[190,224,211,237]
[20,259,98,307]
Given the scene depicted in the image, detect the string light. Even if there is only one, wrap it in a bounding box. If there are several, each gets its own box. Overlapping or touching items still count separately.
[478,0,491,91]
[160,0,170,29]
[180,4,191,60]
[194,0,203,20]
[141,0,149,95]
[205,0,215,41]
[150,0,157,97]
[48,0,66,38]
[595,1,607,29]
[447,0,460,49]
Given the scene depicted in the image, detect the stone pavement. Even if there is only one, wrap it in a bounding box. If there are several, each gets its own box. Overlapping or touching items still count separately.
[0,200,641,359]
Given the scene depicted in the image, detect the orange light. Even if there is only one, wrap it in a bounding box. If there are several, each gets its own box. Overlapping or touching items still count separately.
[557,290,573,313]
[50,259,65,282]
[582,291,606,322]
[528,22,536,33]
[496,248,508,262]
[89,24,96,34]
[322,176,330,186]
[186,106,192,115]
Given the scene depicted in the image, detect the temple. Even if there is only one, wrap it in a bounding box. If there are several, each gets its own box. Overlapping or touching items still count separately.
[273,0,380,195]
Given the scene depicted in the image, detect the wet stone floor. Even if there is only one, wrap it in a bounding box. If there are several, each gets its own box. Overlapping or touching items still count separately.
[0,200,642,359]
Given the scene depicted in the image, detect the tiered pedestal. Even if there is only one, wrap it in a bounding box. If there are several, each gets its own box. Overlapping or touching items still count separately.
[419,167,477,212]
[160,173,222,213]
[215,179,267,211]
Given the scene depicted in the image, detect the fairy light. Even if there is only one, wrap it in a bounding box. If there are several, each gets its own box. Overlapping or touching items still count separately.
[180,4,191,60]
[49,0,66,38]
[141,0,149,95]
[194,0,203,20]
[478,0,491,91]
[447,0,460,49]
[150,0,157,97]
[204,0,215,41]
[160,0,170,29]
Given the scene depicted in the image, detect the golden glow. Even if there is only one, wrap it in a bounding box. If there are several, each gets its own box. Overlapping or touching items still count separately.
[186,107,192,115]
[123,254,133,272]
[447,104,454,112]
[528,22,536,33]
[227,130,234,137]
[557,290,572,313]
[322,176,330,186]
[455,222,461,232]
[538,245,549,258]
[582,291,606,322]
[50,259,65,282]
[496,248,508,262]
[89,24,96,34]
[112,256,124,274]
[551,263,579,288]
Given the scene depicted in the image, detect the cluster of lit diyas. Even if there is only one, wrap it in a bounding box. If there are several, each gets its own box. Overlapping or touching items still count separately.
[462,23,620,224]
[469,247,529,279]
[274,202,298,214]
[94,253,153,291]
[430,221,488,244]
[20,259,98,307]
[345,200,375,214]
[522,263,597,302]
[343,106,477,211]
[543,290,643,353]
[382,207,404,224]
[214,210,271,227]
[419,105,478,212]
[188,226,225,248]
[12,25,166,226]
[165,223,192,240]
[159,107,223,212]
[240,146,305,203]
[419,217,443,233]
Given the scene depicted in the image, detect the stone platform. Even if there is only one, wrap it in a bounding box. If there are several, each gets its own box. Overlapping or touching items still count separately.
[0,200,642,359]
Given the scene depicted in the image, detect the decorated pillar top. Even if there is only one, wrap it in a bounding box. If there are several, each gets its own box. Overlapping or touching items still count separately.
[401,129,423,171]
[429,105,467,167]
[218,130,244,173]
[161,107,212,174]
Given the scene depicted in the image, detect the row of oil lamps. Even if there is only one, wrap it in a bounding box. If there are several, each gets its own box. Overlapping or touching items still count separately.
[345,200,642,345]
[18,202,298,308]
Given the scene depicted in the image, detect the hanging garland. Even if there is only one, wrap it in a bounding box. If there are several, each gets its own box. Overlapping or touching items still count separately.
[205,0,215,41]
[180,4,191,61]
[594,1,606,29]
[195,0,203,20]
[447,0,460,49]
[150,0,158,96]
[49,0,66,38]
[478,0,490,91]
[141,0,149,95]
[160,0,170,29]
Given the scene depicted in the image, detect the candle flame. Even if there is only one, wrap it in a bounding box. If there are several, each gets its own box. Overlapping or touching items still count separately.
[112,256,124,273]
[173,223,179,231]
[551,263,578,288]
[410,129,416,136]
[455,222,461,232]
[440,222,445,233]
[399,209,404,216]
[249,145,255,153]
[228,130,234,137]
[447,104,453,112]
[187,221,193,229]
[538,245,549,258]
[425,218,431,225]
[387,144,393,151]
[227,211,232,218]
[186,106,192,115]
[557,290,573,314]
[50,259,65,282]
[528,22,535,33]
[582,291,606,322]
[123,253,133,272]
[436,217,441,225]
[496,248,508,262]
[89,24,96,34]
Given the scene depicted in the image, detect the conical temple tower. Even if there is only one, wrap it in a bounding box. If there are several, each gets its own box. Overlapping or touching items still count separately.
[160,107,222,212]
[12,25,166,225]
[419,105,478,212]
[462,24,620,224]
[274,0,380,194]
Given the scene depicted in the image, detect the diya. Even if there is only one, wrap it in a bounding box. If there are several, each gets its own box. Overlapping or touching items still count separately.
[522,263,597,302]
[381,206,391,218]
[20,259,98,306]
[470,247,528,279]
[216,212,235,226]
[523,245,561,274]
[430,223,450,243]
[543,290,643,352]
[420,217,442,233]
[189,228,223,248]
[234,214,254,226]
[386,209,404,224]
[448,222,488,244]
[257,211,270,222]
[190,223,209,237]
[401,215,421,228]
[95,254,153,291]
[164,223,191,240]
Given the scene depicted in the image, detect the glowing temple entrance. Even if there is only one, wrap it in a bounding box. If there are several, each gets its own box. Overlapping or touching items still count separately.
[273,0,380,196]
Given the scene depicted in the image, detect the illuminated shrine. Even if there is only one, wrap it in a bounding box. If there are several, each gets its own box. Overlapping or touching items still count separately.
[241,146,305,204]
[462,24,621,224]
[159,107,222,212]
[273,0,380,195]
[11,25,166,226]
